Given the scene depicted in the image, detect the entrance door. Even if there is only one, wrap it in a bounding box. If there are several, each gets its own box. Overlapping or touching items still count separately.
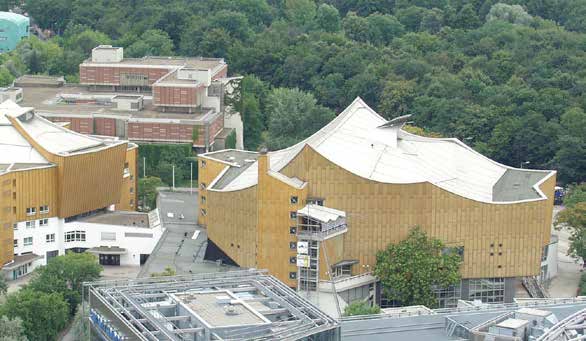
[99,254,120,266]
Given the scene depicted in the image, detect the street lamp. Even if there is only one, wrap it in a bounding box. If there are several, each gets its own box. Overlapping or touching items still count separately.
[521,161,531,169]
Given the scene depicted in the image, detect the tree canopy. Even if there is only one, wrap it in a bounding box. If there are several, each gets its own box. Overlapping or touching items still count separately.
[556,183,586,262]
[374,226,462,308]
[3,0,585,182]
[0,316,28,341]
[0,289,69,341]
[28,252,102,317]
[343,301,381,316]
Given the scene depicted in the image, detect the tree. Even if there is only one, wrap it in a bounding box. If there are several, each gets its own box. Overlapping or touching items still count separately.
[316,4,341,32]
[157,162,186,187]
[125,29,174,57]
[563,183,586,208]
[486,3,533,25]
[28,252,102,317]
[284,0,317,28]
[265,88,335,150]
[556,203,586,262]
[226,130,237,149]
[0,275,6,295]
[0,316,27,341]
[343,301,381,316]
[374,226,462,308]
[139,176,164,210]
[0,289,68,341]
[556,108,586,184]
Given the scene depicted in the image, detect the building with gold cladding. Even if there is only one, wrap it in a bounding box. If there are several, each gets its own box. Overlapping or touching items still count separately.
[198,98,556,307]
[0,100,143,279]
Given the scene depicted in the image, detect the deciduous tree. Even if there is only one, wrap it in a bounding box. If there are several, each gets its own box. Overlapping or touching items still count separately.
[374,226,462,308]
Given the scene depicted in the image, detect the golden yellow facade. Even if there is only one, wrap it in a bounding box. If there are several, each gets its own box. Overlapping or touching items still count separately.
[281,146,556,279]
[116,145,139,211]
[200,145,556,286]
[1,114,138,266]
[0,166,59,265]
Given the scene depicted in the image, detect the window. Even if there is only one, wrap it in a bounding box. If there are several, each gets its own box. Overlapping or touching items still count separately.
[13,223,17,230]
[201,209,207,216]
[130,175,134,180]
[289,226,297,234]
[26,207,36,216]
[289,256,297,264]
[130,199,134,206]
[130,187,134,193]
[307,198,324,206]
[201,160,206,168]
[13,239,17,248]
[23,237,32,246]
[200,183,206,190]
[0,37,7,41]
[290,211,297,219]
[65,231,86,242]
[289,242,297,250]
[468,278,505,303]
[40,205,49,214]
[39,219,49,227]
[290,196,298,204]
[101,232,116,241]
[289,272,297,279]
[25,221,35,229]
[201,196,206,204]
[333,264,353,277]
[46,234,55,243]
[433,282,462,308]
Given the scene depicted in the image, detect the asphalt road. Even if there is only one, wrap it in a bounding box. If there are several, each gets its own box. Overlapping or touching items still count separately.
[138,189,237,277]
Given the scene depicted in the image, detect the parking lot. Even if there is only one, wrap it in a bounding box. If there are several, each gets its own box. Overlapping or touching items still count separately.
[138,189,237,277]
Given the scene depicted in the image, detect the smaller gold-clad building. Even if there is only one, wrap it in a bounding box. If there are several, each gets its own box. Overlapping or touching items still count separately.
[0,100,139,279]
[198,98,556,308]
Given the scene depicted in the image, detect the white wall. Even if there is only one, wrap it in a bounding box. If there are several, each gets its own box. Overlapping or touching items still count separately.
[224,111,244,149]
[63,220,163,266]
[92,46,123,63]
[177,68,211,86]
[11,212,163,271]
[13,216,62,273]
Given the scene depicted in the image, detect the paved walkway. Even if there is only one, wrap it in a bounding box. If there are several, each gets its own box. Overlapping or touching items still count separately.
[548,206,581,297]
[138,190,236,277]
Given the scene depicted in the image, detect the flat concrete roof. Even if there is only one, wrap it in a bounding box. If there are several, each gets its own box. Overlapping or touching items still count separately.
[19,85,219,123]
[78,211,151,228]
[201,150,259,190]
[175,290,269,328]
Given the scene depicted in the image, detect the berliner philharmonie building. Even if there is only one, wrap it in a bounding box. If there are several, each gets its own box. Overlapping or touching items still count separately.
[198,98,556,308]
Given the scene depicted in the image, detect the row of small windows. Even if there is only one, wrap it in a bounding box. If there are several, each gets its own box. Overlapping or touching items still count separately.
[14,218,49,230]
[14,234,55,248]
[26,205,49,216]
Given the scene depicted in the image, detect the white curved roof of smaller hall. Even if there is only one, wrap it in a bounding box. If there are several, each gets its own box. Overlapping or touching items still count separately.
[217,98,553,203]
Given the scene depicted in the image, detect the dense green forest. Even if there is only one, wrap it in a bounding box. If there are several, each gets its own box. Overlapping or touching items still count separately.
[1,0,584,184]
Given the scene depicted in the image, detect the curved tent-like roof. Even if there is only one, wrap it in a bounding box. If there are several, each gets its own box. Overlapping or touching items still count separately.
[203,98,554,203]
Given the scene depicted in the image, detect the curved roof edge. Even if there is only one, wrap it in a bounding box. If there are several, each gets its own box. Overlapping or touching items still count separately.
[203,97,556,204]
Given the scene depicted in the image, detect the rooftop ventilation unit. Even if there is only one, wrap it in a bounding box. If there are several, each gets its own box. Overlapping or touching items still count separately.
[224,304,241,315]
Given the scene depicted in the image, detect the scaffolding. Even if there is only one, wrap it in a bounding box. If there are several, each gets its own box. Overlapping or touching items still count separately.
[296,204,347,317]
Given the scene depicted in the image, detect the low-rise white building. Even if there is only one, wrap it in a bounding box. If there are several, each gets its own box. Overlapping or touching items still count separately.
[6,209,163,280]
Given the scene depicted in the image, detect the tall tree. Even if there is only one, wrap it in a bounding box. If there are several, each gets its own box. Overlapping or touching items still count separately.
[265,88,335,150]
[28,252,102,316]
[0,289,68,341]
[0,316,28,341]
[374,226,462,308]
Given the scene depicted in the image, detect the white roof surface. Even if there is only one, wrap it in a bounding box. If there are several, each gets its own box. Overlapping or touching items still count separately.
[206,97,553,203]
[298,204,346,223]
[16,114,106,154]
[0,100,123,172]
